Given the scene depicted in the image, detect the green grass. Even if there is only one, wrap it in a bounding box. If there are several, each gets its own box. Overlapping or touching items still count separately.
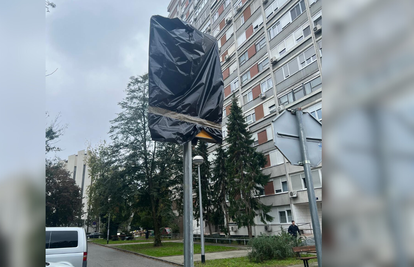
[90,237,177,245]
[117,242,240,257]
[194,256,317,267]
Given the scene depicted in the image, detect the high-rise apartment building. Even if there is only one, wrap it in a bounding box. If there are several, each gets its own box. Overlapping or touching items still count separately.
[167,0,322,237]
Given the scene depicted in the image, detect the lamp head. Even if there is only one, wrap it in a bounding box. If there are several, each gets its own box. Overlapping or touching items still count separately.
[193,155,204,166]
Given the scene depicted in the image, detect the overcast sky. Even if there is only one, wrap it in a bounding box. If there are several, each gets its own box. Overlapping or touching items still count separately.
[46,0,171,159]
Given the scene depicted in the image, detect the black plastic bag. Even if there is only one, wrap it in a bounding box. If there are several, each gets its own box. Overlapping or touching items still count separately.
[148,15,223,145]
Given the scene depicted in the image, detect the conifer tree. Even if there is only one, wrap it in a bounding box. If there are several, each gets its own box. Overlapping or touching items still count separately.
[226,96,273,238]
[211,145,230,236]
[193,141,214,235]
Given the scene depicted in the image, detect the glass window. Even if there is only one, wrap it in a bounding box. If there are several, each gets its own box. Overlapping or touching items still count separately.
[282,65,290,78]
[294,87,304,101]
[311,76,322,90]
[316,109,322,120]
[282,181,288,192]
[303,26,311,37]
[304,83,311,94]
[275,68,284,83]
[242,72,250,83]
[256,37,266,51]
[275,189,282,193]
[223,108,226,117]
[258,58,269,72]
[288,59,300,75]
[46,231,51,249]
[279,211,287,223]
[265,5,273,18]
[314,16,322,27]
[239,51,248,65]
[49,231,78,249]
[302,177,307,188]
[287,210,292,222]
[240,14,245,25]
[300,0,306,13]
[305,46,316,60]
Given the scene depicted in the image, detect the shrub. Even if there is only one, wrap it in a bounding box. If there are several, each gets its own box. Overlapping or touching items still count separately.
[248,228,302,263]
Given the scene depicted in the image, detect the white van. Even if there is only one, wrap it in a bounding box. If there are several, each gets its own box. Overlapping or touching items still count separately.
[46,227,88,267]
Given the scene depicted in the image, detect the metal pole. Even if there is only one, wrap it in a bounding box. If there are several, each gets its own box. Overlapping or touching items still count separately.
[197,165,205,263]
[295,110,322,267]
[107,212,110,244]
[183,142,194,267]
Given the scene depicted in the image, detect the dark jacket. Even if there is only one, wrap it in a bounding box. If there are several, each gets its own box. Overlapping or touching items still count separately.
[288,224,301,237]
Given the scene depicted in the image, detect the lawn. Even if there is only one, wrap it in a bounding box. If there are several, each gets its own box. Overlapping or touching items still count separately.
[117,242,240,257]
[194,256,317,267]
[90,237,176,245]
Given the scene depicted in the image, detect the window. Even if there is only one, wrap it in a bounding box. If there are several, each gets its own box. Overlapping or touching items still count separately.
[245,113,256,124]
[223,108,226,117]
[268,104,276,113]
[243,91,253,103]
[226,27,234,40]
[252,16,263,31]
[213,12,219,22]
[314,16,322,27]
[278,92,293,106]
[265,0,288,19]
[290,0,306,21]
[258,58,269,72]
[317,39,322,57]
[240,14,245,25]
[48,231,78,249]
[237,32,246,46]
[310,108,322,121]
[241,72,251,84]
[230,78,239,91]
[260,77,273,93]
[302,177,307,188]
[279,209,292,223]
[282,181,288,192]
[45,231,51,248]
[229,61,237,74]
[278,76,321,105]
[256,37,266,51]
[239,51,248,65]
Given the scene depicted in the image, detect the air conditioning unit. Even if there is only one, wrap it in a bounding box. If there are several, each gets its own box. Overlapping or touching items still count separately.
[263,0,268,5]
[237,6,243,13]
[230,226,238,232]
[313,24,322,33]
[193,17,197,21]
[264,225,272,232]
[226,17,232,24]
[289,191,298,198]
[278,105,284,112]
[260,93,266,99]
[270,57,278,65]
[206,26,211,32]
[225,55,230,61]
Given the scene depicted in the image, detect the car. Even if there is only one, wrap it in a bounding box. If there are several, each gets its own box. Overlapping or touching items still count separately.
[46,262,74,267]
[46,227,88,267]
[86,232,101,239]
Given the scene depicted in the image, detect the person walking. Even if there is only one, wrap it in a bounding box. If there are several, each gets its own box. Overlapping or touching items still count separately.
[288,220,302,238]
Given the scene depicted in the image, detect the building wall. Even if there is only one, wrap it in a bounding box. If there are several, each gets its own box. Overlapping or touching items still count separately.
[63,150,94,232]
[168,0,322,237]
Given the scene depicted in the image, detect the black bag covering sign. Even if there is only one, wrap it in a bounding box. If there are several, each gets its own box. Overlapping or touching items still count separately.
[148,15,223,145]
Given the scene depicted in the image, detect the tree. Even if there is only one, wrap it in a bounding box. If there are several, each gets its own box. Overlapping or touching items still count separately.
[108,74,182,246]
[226,96,273,238]
[46,161,83,226]
[45,112,66,155]
[193,141,215,235]
[211,144,230,236]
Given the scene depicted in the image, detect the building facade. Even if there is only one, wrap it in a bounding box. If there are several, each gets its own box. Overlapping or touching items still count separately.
[62,150,96,232]
[167,0,322,237]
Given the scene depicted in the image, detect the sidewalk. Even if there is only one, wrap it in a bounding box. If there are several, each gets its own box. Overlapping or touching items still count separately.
[106,240,183,247]
[160,249,251,265]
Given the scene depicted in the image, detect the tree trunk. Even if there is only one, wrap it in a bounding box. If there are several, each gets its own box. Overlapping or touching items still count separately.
[208,221,213,236]
[221,202,230,237]
[153,215,162,247]
[248,224,253,239]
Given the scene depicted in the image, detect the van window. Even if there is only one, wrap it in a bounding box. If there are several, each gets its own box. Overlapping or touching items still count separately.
[49,231,78,248]
[46,231,51,249]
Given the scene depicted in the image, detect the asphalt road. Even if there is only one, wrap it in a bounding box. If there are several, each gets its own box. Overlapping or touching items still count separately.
[88,242,176,267]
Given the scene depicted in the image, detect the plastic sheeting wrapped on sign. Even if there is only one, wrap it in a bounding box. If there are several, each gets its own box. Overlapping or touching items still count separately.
[148,15,224,145]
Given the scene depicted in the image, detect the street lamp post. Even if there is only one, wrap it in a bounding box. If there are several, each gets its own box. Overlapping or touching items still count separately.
[193,155,205,264]
[107,197,111,245]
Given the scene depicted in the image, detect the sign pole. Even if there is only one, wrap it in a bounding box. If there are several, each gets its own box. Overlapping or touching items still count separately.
[295,110,322,267]
[197,164,205,263]
[183,142,194,267]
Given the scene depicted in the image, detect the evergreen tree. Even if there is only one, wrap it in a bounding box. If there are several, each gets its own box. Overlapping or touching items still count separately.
[108,74,181,246]
[193,141,214,235]
[226,96,273,238]
[211,145,229,236]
